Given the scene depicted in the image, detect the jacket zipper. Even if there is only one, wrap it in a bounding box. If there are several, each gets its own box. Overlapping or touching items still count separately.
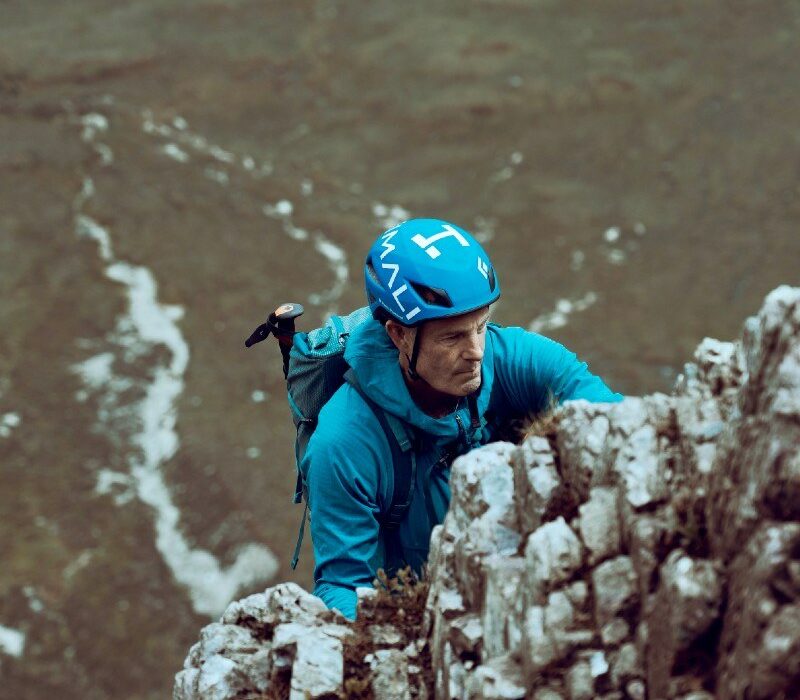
[454,411,467,449]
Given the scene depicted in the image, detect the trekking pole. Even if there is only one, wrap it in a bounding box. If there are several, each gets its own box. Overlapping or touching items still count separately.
[245,302,305,378]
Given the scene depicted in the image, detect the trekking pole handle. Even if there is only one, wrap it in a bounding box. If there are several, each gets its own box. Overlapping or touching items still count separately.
[271,303,304,342]
[244,323,271,348]
[270,303,304,378]
[244,302,305,348]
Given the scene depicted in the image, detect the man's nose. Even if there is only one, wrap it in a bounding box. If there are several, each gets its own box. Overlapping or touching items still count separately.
[463,332,484,361]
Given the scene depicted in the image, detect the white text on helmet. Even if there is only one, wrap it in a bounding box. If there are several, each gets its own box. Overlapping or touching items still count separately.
[379,227,421,322]
[410,223,470,259]
[379,229,398,260]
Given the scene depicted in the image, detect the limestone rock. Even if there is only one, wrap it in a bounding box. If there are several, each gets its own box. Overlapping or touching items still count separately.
[577,487,620,565]
[423,524,459,639]
[371,623,404,647]
[625,680,646,700]
[428,580,467,690]
[592,556,638,629]
[175,625,273,700]
[521,591,593,682]
[532,689,565,700]
[175,581,350,700]
[370,648,411,700]
[448,441,518,532]
[173,668,200,700]
[610,423,666,510]
[449,613,483,658]
[272,622,346,699]
[192,655,242,700]
[674,396,725,476]
[264,582,335,628]
[426,524,448,577]
[565,650,609,700]
[521,606,556,677]
[448,442,522,608]
[525,517,584,604]
[610,396,655,437]
[716,522,800,699]
[482,555,525,658]
[609,642,642,689]
[187,623,261,667]
[565,657,594,700]
[453,515,521,608]
[600,618,630,647]
[440,640,468,700]
[674,337,744,410]
[220,592,269,626]
[556,400,612,499]
[646,551,722,698]
[174,288,800,700]
[464,654,525,699]
[565,580,589,610]
[175,658,223,700]
[628,512,674,602]
[708,286,800,562]
[513,435,561,535]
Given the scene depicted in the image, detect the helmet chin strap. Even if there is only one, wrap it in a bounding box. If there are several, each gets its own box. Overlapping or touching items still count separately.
[405,323,424,381]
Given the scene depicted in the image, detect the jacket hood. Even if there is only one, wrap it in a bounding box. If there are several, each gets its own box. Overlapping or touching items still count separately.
[344,317,496,440]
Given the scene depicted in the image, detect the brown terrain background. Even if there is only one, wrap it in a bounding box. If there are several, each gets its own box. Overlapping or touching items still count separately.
[1,1,799,698]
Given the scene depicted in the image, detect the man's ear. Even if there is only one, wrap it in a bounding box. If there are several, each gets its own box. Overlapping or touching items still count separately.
[385,319,412,354]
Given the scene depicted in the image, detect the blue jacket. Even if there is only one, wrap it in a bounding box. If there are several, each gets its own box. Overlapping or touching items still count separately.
[301,318,622,619]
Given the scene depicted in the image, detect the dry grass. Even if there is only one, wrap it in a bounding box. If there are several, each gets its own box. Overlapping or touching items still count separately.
[341,567,432,700]
[520,392,560,442]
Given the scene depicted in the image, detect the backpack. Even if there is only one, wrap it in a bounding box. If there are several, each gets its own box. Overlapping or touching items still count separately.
[245,303,417,571]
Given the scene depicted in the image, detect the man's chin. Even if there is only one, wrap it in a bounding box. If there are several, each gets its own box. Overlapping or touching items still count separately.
[458,376,482,395]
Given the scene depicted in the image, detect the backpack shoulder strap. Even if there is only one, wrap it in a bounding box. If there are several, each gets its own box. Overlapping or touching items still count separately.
[343,369,417,531]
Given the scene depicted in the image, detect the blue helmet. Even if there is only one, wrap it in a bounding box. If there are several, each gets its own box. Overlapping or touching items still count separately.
[365,218,501,326]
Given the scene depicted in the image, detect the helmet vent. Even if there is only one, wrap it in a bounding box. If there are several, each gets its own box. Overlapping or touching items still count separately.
[410,282,453,308]
[487,266,496,292]
[365,259,380,283]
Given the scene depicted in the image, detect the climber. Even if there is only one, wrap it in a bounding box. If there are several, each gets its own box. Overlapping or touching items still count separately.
[302,218,622,619]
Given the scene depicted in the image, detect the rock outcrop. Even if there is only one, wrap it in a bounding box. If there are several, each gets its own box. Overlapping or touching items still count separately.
[175,286,800,699]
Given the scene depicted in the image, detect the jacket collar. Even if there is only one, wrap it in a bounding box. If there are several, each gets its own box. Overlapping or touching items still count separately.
[344,317,495,439]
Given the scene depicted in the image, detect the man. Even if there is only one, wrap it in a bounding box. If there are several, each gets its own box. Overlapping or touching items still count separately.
[302,218,621,619]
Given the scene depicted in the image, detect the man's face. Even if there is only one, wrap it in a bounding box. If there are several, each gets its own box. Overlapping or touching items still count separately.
[413,306,490,396]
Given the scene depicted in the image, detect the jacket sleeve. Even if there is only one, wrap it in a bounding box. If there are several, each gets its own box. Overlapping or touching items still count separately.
[301,387,390,620]
[491,325,623,415]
